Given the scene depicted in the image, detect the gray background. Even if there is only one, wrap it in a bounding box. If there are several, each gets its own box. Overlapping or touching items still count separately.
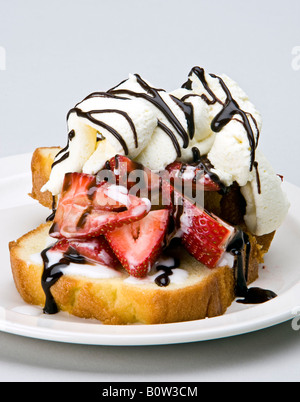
[0,0,300,382]
[0,0,300,185]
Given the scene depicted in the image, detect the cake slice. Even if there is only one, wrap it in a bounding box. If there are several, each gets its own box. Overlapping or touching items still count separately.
[10,221,267,325]
[30,147,61,209]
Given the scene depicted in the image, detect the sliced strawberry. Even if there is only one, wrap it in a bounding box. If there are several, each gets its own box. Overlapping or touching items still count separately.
[166,161,222,192]
[105,209,170,278]
[106,154,161,195]
[50,173,151,239]
[71,191,151,238]
[106,155,141,186]
[177,194,235,268]
[59,172,97,207]
[51,237,119,267]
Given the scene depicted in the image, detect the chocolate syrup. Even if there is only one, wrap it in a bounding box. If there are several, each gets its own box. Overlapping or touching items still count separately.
[226,230,277,304]
[51,130,75,169]
[254,161,261,194]
[182,66,259,171]
[210,74,257,171]
[67,107,130,155]
[108,74,194,153]
[65,73,195,159]
[46,196,57,222]
[157,120,182,157]
[155,257,180,287]
[79,91,129,103]
[52,67,261,197]
[41,245,87,314]
[191,147,227,194]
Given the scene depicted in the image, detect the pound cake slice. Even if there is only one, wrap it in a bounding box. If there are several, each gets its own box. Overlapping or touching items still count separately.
[30,147,61,209]
[10,222,267,325]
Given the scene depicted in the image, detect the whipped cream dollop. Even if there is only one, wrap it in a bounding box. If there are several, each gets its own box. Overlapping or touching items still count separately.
[42,66,290,236]
[240,149,290,236]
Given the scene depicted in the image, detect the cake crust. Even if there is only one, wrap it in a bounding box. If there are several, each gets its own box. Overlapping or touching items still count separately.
[29,147,61,208]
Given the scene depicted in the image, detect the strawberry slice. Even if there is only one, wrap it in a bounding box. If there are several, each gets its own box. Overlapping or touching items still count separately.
[51,237,119,267]
[166,161,222,192]
[103,155,174,211]
[105,209,170,278]
[50,173,151,239]
[177,194,235,268]
[107,154,163,195]
[59,172,97,207]
[106,155,143,187]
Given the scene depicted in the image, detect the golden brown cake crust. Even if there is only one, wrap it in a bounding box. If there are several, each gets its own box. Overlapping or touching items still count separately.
[29,147,61,208]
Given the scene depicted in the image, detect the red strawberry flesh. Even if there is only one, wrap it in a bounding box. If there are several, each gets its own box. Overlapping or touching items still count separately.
[166,161,221,192]
[177,195,235,268]
[105,209,170,278]
[49,155,234,274]
[50,173,151,239]
[51,236,119,267]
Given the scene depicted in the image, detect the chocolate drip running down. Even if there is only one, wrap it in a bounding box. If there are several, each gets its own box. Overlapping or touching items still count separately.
[46,196,57,222]
[226,230,277,304]
[191,146,227,194]
[51,129,75,169]
[41,245,87,314]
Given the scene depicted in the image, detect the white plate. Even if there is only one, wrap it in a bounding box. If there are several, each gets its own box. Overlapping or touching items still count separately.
[0,153,299,346]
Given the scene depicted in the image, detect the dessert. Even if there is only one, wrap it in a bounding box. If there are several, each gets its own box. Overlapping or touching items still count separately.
[9,66,290,324]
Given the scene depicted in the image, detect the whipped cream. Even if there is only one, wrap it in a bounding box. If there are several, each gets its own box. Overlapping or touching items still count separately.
[42,93,157,195]
[240,150,290,236]
[41,66,289,236]
[177,67,262,187]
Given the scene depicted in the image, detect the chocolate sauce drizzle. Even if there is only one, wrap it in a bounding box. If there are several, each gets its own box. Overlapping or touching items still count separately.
[154,226,276,305]
[182,66,260,172]
[67,107,130,155]
[53,67,260,191]
[41,245,87,314]
[226,230,277,304]
[191,146,227,194]
[51,129,75,169]
[46,196,57,222]
[108,74,194,156]
[154,257,180,287]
